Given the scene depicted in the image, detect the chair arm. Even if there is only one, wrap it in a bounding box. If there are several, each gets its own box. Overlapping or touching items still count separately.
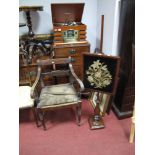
[30,67,41,99]
[69,63,84,92]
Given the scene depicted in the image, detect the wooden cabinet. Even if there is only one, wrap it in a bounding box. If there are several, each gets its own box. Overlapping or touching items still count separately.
[113,43,135,119]
[112,0,135,119]
[53,42,90,80]
[19,56,52,85]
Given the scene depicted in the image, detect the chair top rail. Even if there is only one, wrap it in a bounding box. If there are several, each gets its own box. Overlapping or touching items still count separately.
[37,57,72,66]
[41,70,70,77]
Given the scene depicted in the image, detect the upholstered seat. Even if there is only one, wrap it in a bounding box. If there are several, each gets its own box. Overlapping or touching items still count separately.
[38,83,81,108]
[19,85,39,127]
[19,86,34,109]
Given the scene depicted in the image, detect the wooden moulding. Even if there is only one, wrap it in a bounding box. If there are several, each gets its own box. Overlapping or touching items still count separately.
[53,41,89,47]
[20,34,53,41]
[36,57,72,66]
[54,36,86,42]
[53,24,86,31]
[19,6,43,12]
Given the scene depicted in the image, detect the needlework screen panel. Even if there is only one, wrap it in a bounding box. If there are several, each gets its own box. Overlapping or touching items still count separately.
[83,53,120,94]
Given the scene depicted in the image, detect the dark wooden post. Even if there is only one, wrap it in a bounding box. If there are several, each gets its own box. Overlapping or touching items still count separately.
[25,11,34,37]
[100,15,104,53]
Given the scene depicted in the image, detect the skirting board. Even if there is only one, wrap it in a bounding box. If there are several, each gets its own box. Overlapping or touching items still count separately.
[112,103,133,119]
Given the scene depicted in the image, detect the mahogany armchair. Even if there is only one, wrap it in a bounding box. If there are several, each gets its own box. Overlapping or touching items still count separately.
[31,57,84,130]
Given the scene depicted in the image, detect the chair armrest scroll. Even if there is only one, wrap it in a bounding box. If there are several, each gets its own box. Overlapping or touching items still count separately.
[69,63,84,92]
[30,67,41,99]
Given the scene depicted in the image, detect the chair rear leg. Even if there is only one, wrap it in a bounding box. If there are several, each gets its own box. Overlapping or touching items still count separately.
[38,109,47,130]
[76,103,82,126]
[32,107,39,127]
[42,111,46,130]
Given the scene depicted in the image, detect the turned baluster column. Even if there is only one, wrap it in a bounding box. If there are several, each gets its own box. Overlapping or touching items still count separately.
[25,11,34,37]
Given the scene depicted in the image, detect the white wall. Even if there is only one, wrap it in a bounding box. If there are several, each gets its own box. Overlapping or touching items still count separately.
[112,0,121,56]
[19,0,97,52]
[96,0,120,56]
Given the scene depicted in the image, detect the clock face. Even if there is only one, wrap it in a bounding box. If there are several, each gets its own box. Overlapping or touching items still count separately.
[63,30,79,42]
[67,30,74,37]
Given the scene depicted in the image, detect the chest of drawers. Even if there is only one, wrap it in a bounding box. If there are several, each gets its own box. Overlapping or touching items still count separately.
[53,42,90,80]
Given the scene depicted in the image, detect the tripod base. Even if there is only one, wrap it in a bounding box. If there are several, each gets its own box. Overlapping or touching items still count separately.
[88,115,105,130]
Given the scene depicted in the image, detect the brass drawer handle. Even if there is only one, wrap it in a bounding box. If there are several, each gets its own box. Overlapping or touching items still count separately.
[68,49,76,54]
[71,58,76,62]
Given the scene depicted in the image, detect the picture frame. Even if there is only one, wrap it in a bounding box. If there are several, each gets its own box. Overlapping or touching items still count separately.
[82,53,120,129]
[90,92,111,116]
[82,53,120,95]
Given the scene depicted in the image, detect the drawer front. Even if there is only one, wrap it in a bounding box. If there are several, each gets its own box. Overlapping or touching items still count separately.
[69,56,83,66]
[53,44,89,81]
[54,46,89,58]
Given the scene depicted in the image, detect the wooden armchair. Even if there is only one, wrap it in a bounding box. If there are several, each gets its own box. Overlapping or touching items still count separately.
[31,57,84,130]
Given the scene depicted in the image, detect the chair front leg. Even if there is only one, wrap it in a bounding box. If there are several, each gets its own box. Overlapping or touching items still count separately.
[38,109,47,130]
[32,107,39,127]
[76,102,82,126]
